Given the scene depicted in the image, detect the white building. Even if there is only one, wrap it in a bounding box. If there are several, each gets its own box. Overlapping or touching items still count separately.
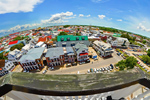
[21,44,31,54]
[35,42,44,48]
[93,40,113,58]
[107,37,130,47]
[0,60,15,77]
[7,49,22,61]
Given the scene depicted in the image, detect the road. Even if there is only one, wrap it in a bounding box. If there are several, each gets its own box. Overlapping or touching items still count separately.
[45,51,123,74]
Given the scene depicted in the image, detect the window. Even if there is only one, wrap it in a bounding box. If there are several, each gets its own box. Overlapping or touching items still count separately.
[61,38,64,41]
[76,37,79,40]
[82,37,85,40]
[67,38,70,41]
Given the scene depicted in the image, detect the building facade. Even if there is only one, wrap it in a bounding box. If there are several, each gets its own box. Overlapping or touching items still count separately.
[0,60,15,77]
[18,47,45,71]
[74,43,89,62]
[45,47,65,67]
[93,40,113,58]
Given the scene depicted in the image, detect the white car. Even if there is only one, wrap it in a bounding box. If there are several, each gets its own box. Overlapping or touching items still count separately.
[94,68,97,72]
[87,70,90,73]
[42,70,47,74]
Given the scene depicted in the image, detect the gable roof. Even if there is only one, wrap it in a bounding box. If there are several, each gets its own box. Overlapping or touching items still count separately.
[74,43,88,54]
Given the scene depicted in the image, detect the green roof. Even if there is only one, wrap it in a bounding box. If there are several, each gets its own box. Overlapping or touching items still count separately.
[113,33,122,37]
[57,35,88,42]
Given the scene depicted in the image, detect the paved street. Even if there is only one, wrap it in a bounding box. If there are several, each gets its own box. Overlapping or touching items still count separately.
[44,51,123,74]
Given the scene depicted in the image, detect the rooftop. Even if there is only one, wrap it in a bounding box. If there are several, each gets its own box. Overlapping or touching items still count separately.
[45,47,64,59]
[57,35,88,42]
[19,47,45,61]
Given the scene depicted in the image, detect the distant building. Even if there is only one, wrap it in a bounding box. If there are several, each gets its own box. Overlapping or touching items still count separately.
[107,37,130,48]
[8,40,21,47]
[57,35,90,47]
[18,47,45,71]
[21,44,31,54]
[73,43,89,62]
[93,40,113,58]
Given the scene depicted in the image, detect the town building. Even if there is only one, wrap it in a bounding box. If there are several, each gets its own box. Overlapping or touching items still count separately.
[63,47,76,63]
[73,43,89,62]
[45,47,76,67]
[18,47,45,71]
[7,49,22,61]
[21,44,31,54]
[93,40,113,58]
[0,60,15,77]
[45,47,64,67]
[56,35,90,47]
[107,37,130,48]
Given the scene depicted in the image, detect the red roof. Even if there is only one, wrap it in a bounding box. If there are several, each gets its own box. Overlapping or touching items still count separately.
[26,34,29,36]
[38,37,47,42]
[0,47,4,51]
[80,53,88,56]
[8,40,18,45]
[47,35,52,40]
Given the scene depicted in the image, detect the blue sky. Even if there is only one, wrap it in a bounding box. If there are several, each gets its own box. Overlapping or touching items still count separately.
[0,0,150,37]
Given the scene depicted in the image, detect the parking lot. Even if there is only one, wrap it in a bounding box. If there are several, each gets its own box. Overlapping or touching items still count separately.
[40,48,123,75]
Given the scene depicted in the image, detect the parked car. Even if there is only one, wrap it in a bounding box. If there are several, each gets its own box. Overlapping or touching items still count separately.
[72,62,77,66]
[90,68,93,72]
[79,62,83,65]
[42,70,47,74]
[85,59,90,63]
[94,58,98,61]
[117,52,121,56]
[66,63,71,67]
[87,70,90,73]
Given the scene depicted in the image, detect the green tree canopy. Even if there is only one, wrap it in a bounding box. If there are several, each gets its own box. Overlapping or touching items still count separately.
[58,32,68,36]
[142,40,146,44]
[10,43,24,51]
[63,25,70,28]
[147,49,150,57]
[116,56,137,70]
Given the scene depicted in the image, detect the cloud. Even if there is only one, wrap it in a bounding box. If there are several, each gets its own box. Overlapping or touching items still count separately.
[117,19,123,21]
[41,11,74,24]
[86,15,91,17]
[98,15,106,19]
[79,14,84,17]
[137,23,150,32]
[0,0,44,14]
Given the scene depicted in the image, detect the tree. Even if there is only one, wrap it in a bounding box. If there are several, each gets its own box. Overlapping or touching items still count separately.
[147,49,150,57]
[10,43,24,51]
[76,33,80,36]
[58,32,68,36]
[39,33,42,36]
[64,25,70,28]
[125,57,137,69]
[142,40,146,44]
[116,57,137,70]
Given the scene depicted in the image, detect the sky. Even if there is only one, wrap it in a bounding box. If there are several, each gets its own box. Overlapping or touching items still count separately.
[0,0,150,37]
